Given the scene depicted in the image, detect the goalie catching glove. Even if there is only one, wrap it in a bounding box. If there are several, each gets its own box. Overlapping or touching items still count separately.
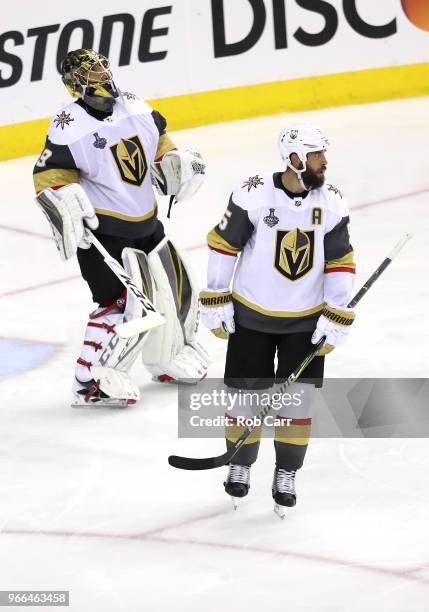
[36,183,98,261]
[151,149,206,203]
[312,304,355,356]
[200,288,235,340]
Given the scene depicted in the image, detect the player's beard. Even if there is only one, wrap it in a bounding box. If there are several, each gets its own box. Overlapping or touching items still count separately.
[302,167,326,190]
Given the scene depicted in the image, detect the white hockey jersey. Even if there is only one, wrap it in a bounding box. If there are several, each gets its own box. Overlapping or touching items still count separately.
[207,173,356,333]
[33,93,175,238]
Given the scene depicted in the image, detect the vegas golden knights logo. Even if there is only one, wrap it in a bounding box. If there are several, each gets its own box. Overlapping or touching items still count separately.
[110,135,147,186]
[274,228,315,281]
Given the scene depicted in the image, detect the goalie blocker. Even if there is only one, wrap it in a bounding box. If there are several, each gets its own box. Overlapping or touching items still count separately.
[73,237,209,407]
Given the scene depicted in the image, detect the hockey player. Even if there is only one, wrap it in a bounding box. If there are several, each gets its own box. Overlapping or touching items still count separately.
[200,124,356,514]
[33,49,209,407]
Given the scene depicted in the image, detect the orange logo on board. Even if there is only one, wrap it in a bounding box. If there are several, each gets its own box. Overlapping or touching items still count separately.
[402,0,429,31]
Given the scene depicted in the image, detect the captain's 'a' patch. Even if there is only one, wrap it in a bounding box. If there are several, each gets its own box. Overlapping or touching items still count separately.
[274,228,315,281]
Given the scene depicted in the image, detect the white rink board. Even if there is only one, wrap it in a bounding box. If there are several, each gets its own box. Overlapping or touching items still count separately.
[1,0,429,124]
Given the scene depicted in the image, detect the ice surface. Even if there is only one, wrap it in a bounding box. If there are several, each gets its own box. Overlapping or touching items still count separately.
[0,97,428,611]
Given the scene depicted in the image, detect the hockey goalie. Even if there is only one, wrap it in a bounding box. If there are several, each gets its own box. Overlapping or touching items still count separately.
[33,49,209,407]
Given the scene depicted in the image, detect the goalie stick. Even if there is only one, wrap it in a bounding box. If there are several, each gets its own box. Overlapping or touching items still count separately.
[84,229,165,338]
[168,233,412,471]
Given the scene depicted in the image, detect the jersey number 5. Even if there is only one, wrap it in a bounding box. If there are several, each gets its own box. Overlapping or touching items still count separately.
[218,209,232,231]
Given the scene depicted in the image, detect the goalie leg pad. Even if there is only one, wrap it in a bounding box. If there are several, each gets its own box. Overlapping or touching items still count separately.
[74,299,125,385]
[73,247,156,404]
[142,238,210,382]
[101,247,156,372]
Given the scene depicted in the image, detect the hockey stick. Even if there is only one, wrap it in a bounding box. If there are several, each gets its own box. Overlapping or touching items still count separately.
[168,233,412,470]
[84,229,165,338]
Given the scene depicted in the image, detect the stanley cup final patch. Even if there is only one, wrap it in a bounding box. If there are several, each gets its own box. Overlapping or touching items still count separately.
[274,228,315,281]
[93,132,107,149]
[263,208,279,227]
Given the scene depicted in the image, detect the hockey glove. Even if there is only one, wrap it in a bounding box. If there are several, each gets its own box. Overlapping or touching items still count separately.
[151,149,206,202]
[199,288,235,340]
[312,305,355,356]
[36,183,99,261]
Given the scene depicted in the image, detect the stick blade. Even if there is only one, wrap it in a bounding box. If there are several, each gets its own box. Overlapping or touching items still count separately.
[116,313,165,338]
[168,452,230,471]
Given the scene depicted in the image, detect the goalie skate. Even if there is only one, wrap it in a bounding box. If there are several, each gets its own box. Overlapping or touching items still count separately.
[72,367,140,408]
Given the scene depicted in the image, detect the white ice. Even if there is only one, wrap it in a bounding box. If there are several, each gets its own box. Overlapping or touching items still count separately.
[0,97,428,611]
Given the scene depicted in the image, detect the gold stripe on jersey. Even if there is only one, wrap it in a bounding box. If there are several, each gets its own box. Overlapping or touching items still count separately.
[33,168,80,193]
[155,133,176,160]
[207,228,241,255]
[95,202,157,222]
[325,250,356,272]
[232,292,324,318]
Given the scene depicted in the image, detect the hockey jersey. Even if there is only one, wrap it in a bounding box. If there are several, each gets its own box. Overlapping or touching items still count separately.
[33,94,176,238]
[207,173,356,333]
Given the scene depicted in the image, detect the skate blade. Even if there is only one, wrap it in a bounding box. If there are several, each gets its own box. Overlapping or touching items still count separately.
[274,503,286,520]
[71,397,130,409]
[151,375,206,386]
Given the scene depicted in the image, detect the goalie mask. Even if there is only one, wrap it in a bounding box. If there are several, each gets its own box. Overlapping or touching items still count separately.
[61,49,119,113]
[278,124,329,190]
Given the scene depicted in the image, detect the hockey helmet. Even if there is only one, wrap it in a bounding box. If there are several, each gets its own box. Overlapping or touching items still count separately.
[61,49,119,112]
[278,124,329,174]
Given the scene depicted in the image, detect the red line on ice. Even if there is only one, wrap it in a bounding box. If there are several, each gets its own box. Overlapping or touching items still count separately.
[2,509,429,586]
[0,276,80,299]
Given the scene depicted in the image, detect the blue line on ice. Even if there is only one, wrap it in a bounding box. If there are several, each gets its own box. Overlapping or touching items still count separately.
[0,339,56,378]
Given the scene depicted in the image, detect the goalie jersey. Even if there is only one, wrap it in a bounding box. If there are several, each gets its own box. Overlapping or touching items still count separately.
[33,94,176,238]
[207,173,356,333]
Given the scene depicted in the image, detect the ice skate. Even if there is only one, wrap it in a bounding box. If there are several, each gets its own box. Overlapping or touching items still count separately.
[272,468,296,518]
[71,368,140,409]
[71,381,133,408]
[224,464,251,509]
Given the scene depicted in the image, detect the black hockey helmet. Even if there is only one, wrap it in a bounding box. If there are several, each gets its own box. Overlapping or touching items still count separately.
[61,49,119,113]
